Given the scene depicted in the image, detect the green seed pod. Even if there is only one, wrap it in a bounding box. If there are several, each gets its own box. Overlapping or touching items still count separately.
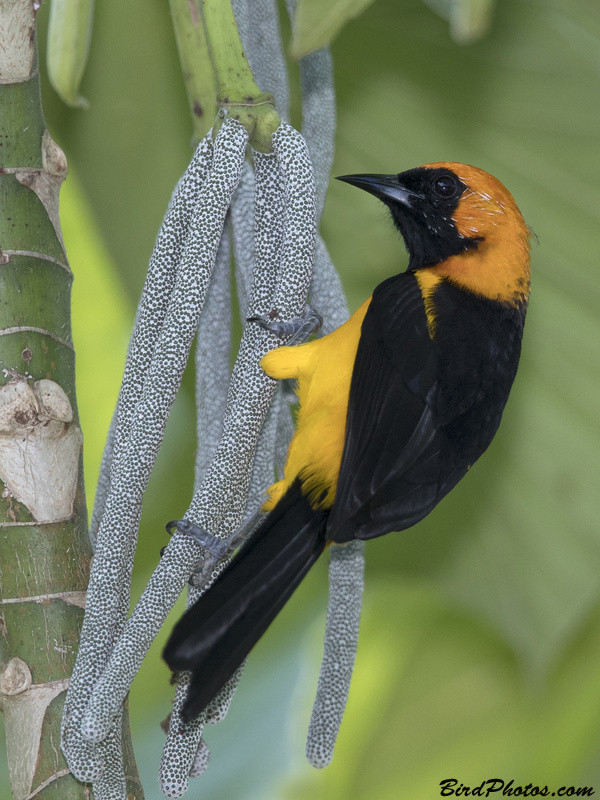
[47,0,94,108]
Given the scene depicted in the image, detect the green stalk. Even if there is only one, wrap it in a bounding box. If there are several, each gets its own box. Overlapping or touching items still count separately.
[200,0,281,152]
[169,0,217,144]
[47,0,94,108]
[0,2,141,798]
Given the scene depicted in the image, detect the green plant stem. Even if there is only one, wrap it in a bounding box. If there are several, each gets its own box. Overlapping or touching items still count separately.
[200,0,281,152]
[169,0,216,144]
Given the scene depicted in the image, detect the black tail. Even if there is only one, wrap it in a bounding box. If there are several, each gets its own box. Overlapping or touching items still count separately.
[163,479,328,722]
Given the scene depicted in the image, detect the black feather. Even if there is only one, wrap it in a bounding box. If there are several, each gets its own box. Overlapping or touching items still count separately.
[328,272,524,543]
[163,479,328,721]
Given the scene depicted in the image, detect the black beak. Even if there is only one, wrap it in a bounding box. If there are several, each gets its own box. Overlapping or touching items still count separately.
[336,173,420,207]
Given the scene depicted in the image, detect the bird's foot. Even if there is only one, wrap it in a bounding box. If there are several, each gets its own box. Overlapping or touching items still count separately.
[165,519,230,559]
[164,509,267,587]
[248,304,322,346]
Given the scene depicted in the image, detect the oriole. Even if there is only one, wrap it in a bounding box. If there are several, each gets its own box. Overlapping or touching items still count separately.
[164,162,531,721]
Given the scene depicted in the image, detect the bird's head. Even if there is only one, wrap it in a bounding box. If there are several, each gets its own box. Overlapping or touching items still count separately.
[337,162,531,307]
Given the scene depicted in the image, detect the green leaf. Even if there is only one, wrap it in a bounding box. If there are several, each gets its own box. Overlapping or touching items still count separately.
[421,0,496,43]
[450,0,496,43]
[291,0,377,59]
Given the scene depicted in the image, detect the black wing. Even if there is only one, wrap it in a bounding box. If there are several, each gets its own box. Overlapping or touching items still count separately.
[327,272,467,543]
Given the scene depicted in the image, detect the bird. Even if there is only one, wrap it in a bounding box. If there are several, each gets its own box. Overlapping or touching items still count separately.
[163,162,531,722]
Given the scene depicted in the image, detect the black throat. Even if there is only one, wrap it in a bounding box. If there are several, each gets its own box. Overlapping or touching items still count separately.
[387,167,482,270]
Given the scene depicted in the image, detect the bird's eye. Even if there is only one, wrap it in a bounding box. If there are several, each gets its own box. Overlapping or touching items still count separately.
[432,175,459,199]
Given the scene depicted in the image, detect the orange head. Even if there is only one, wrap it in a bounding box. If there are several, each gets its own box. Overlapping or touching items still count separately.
[337,162,531,307]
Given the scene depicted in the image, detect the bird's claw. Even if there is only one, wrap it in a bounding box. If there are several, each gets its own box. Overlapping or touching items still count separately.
[248,304,322,346]
[165,519,230,559]
[164,510,267,586]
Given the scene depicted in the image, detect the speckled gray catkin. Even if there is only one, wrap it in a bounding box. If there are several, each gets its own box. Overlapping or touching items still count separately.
[306,540,365,767]
[160,668,205,798]
[229,0,297,506]
[89,723,125,800]
[160,151,282,793]
[62,131,217,787]
[299,48,335,221]
[157,125,316,794]
[233,0,290,122]
[194,232,232,490]
[155,233,237,797]
[179,131,312,541]
[230,160,256,319]
[229,157,288,514]
[112,132,215,483]
[79,120,248,743]
[245,151,289,511]
[293,22,366,768]
[61,121,248,794]
[189,737,211,778]
[89,136,213,548]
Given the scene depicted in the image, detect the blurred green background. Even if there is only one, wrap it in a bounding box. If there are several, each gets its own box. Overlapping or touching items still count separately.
[2,0,600,797]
